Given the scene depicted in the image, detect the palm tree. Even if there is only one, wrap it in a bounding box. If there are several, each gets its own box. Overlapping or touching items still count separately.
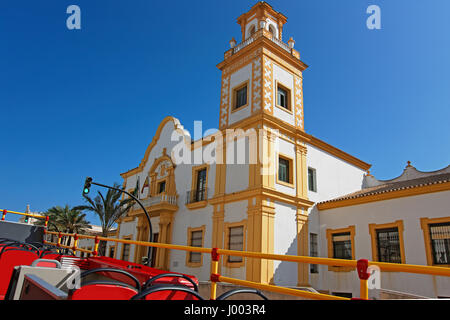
[36,205,91,245]
[74,183,136,256]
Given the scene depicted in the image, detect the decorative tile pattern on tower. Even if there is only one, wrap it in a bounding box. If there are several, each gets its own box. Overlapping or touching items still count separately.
[252,57,262,113]
[219,75,230,129]
[263,57,273,114]
[294,75,304,129]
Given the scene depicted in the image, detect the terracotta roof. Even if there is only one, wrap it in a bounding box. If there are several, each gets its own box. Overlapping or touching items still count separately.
[319,172,450,205]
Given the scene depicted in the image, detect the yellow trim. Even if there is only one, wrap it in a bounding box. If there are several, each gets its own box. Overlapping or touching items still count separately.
[326,226,356,272]
[296,209,309,286]
[231,80,250,112]
[369,220,406,265]
[276,152,295,188]
[274,80,292,113]
[420,216,450,267]
[224,219,248,268]
[318,181,450,210]
[186,225,206,268]
[120,116,190,178]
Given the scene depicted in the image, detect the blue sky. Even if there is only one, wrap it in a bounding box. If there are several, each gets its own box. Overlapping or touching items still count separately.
[1,0,449,225]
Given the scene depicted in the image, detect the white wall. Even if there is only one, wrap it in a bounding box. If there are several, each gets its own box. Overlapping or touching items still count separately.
[272,63,295,126]
[228,64,252,126]
[273,201,298,286]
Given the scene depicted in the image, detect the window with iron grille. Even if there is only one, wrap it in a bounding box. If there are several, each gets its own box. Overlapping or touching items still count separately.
[122,243,130,261]
[376,228,401,263]
[332,232,352,259]
[189,230,203,263]
[195,169,207,201]
[228,226,244,263]
[278,157,290,183]
[429,222,450,265]
[310,233,319,273]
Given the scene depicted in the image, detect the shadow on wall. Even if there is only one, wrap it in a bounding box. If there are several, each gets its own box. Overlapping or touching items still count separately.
[272,234,298,286]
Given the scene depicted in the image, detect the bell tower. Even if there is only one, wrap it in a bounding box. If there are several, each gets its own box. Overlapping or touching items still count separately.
[212,3,314,286]
[217,1,308,131]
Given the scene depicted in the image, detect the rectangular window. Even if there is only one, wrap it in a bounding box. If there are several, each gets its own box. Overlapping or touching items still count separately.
[429,223,450,265]
[235,85,247,109]
[277,86,288,109]
[189,230,203,263]
[308,167,317,192]
[109,246,115,258]
[278,157,291,184]
[310,233,319,273]
[122,243,131,261]
[196,169,207,197]
[228,226,244,263]
[276,82,291,111]
[158,181,166,194]
[376,228,402,263]
[332,232,352,260]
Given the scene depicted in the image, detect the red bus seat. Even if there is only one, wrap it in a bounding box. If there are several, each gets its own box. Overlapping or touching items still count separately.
[68,283,138,300]
[131,286,204,300]
[0,250,38,298]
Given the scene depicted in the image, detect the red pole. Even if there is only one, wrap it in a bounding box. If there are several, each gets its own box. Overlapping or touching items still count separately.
[1,209,6,221]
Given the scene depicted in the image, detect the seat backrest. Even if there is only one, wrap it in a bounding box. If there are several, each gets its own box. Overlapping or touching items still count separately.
[40,253,64,261]
[0,250,38,296]
[68,283,138,300]
[32,259,61,268]
[131,285,204,301]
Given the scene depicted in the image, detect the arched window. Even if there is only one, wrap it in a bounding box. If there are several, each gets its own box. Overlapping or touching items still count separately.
[249,25,256,36]
[269,25,276,38]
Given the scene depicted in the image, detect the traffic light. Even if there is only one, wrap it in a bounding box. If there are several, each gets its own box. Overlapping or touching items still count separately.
[83,177,93,195]
[24,216,29,223]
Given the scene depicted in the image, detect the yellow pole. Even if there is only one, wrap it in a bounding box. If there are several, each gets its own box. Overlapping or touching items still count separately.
[93,236,100,257]
[360,279,369,300]
[210,248,220,300]
[73,234,79,255]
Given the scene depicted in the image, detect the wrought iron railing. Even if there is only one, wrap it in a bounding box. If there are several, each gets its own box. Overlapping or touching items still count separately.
[186,188,208,204]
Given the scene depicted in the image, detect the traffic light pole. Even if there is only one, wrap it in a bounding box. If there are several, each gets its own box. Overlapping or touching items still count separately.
[88,180,153,266]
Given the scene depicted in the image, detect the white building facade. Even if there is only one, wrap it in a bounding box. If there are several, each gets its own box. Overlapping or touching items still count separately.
[110,2,450,299]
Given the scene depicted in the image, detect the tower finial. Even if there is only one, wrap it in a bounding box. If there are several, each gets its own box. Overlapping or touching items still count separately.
[406,161,412,168]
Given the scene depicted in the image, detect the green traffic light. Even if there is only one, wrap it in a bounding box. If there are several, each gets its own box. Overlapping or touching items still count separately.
[83,188,89,194]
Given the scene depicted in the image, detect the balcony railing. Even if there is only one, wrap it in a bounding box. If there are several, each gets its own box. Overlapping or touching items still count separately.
[229,29,294,57]
[186,188,208,204]
[133,194,177,210]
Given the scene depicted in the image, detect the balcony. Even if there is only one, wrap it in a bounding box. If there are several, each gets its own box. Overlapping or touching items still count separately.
[186,188,209,210]
[225,29,300,60]
[132,193,178,214]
